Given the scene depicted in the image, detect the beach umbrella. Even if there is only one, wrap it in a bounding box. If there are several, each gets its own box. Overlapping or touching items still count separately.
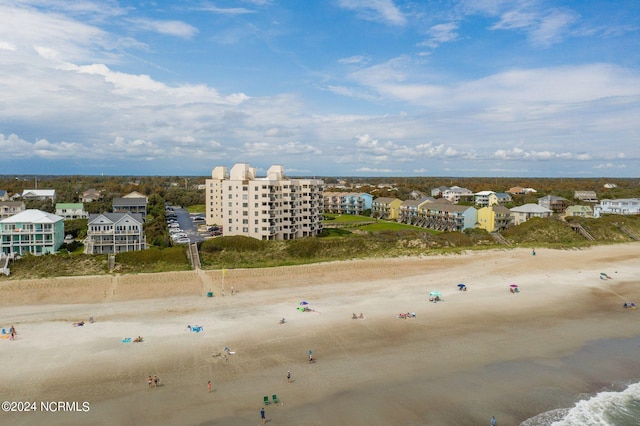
[457,284,466,288]
[299,301,309,305]
[429,291,442,297]
[509,284,518,288]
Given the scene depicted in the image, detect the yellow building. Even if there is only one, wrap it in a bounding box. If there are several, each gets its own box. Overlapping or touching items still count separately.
[371,197,402,220]
[477,205,512,232]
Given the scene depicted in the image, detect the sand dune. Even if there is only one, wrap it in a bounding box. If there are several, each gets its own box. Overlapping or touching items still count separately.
[1,244,640,425]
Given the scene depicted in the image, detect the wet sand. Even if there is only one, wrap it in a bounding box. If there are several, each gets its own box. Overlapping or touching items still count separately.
[1,244,640,425]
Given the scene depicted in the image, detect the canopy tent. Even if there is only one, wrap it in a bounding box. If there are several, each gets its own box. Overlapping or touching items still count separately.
[429,291,443,302]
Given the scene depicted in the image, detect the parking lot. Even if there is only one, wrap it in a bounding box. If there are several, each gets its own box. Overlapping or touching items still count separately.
[165,206,208,244]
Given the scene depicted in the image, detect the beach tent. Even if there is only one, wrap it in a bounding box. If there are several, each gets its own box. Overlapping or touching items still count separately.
[429,291,443,302]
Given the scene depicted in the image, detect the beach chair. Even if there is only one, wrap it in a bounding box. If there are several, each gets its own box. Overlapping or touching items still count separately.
[263,396,270,405]
[272,394,279,404]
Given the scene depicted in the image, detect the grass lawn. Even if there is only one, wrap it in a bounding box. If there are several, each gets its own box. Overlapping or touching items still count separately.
[186,205,206,213]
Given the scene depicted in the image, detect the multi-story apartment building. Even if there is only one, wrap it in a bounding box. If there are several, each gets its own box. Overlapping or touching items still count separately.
[399,197,436,225]
[85,213,146,254]
[371,197,402,220]
[422,204,478,232]
[0,209,64,256]
[205,163,323,240]
[323,192,373,215]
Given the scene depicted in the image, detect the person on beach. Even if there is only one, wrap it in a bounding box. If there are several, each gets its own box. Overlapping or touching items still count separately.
[148,376,153,389]
[287,370,291,383]
[491,415,497,425]
[260,407,266,424]
[208,380,212,393]
[153,375,159,387]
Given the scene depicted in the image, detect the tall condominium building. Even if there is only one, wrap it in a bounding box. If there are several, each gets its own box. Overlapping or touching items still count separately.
[205,163,324,240]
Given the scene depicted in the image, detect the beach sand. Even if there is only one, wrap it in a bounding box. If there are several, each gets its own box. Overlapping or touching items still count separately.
[1,244,640,425]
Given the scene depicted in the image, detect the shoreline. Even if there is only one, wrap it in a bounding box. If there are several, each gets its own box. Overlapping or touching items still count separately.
[1,244,640,425]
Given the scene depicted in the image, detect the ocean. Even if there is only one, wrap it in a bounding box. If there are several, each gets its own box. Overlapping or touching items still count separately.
[521,381,640,426]
[521,336,640,426]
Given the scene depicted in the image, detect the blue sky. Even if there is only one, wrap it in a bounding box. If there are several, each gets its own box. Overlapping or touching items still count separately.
[0,0,639,178]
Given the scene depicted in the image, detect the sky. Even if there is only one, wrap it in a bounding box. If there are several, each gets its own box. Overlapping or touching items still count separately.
[0,0,639,178]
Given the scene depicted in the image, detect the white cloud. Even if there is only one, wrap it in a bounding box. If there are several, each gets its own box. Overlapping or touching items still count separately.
[127,18,198,39]
[337,0,406,26]
[338,55,371,65]
[419,23,460,48]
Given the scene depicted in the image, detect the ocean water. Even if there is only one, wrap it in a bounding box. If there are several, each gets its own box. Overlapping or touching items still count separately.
[521,380,640,426]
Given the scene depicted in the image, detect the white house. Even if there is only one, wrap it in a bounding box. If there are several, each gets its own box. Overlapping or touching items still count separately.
[0,209,65,256]
[593,199,640,218]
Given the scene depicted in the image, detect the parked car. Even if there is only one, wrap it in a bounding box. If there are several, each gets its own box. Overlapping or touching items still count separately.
[174,237,190,244]
[192,216,205,222]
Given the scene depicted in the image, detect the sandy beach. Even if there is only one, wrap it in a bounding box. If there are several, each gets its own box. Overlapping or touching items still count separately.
[1,244,640,426]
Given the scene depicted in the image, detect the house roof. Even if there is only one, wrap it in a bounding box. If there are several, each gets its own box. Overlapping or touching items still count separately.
[88,212,144,225]
[0,201,24,207]
[0,190,6,197]
[21,189,55,197]
[112,197,147,207]
[0,209,63,223]
[510,204,553,213]
[475,190,495,196]
[566,205,593,212]
[539,195,568,201]
[56,203,85,209]
[373,197,400,204]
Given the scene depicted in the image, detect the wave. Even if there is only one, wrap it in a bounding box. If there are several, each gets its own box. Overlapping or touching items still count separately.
[521,381,640,426]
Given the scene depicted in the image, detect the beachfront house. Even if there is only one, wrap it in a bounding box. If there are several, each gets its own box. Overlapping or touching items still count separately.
[0,209,65,256]
[371,197,402,220]
[477,205,513,232]
[593,198,640,218]
[538,195,569,213]
[112,196,147,220]
[574,191,598,203]
[565,205,594,218]
[205,163,324,241]
[85,213,146,254]
[0,201,26,219]
[55,203,89,220]
[510,204,553,225]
